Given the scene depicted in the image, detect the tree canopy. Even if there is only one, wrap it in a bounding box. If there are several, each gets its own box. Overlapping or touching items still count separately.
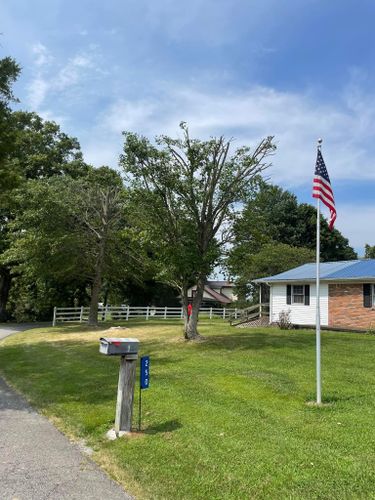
[228,181,357,300]
[365,244,375,259]
[120,123,276,338]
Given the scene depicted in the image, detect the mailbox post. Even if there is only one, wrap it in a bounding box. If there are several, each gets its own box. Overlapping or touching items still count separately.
[100,337,139,435]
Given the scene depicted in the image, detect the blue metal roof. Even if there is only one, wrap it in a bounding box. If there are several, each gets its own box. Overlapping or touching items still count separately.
[254,259,375,283]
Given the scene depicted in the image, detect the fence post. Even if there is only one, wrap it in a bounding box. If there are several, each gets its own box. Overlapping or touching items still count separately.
[164,306,167,319]
[80,306,84,323]
[235,308,237,320]
[126,305,130,321]
[180,307,183,319]
[146,306,150,320]
[210,307,212,319]
[223,308,226,319]
[52,306,57,327]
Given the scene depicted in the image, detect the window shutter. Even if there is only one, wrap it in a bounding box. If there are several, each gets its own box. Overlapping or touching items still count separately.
[304,285,310,306]
[363,284,372,308]
[286,285,291,305]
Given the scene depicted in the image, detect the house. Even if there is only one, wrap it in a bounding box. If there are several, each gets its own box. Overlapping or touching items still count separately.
[255,259,375,331]
[187,281,236,307]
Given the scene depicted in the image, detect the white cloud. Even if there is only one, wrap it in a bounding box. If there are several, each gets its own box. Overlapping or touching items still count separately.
[55,52,95,90]
[27,76,49,109]
[94,84,375,186]
[32,42,53,66]
[102,99,157,134]
[87,82,375,252]
[26,45,102,110]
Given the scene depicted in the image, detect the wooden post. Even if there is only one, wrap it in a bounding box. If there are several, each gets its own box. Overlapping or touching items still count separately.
[126,305,130,321]
[79,306,84,323]
[114,355,137,434]
[223,308,226,319]
[52,306,57,327]
[259,285,262,318]
[146,306,150,320]
[210,307,212,319]
[235,308,238,320]
[164,306,167,319]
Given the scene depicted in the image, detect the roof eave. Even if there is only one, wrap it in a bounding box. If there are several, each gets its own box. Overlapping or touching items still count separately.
[254,277,375,284]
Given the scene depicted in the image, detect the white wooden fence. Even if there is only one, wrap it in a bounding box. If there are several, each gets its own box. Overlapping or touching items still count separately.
[52,305,239,326]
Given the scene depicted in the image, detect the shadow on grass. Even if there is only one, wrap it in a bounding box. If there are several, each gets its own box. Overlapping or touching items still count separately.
[144,419,182,435]
[0,339,180,412]
[202,331,316,352]
[50,319,185,335]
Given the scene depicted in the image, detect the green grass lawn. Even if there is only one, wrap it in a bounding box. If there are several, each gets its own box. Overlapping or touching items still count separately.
[1,320,375,499]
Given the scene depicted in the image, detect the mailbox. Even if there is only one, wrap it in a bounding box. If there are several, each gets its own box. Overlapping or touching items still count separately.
[99,337,139,356]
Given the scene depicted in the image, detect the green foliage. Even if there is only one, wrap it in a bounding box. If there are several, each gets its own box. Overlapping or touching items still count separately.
[9,111,87,179]
[0,76,90,319]
[365,244,375,259]
[120,123,275,337]
[0,57,22,196]
[4,168,143,321]
[231,181,356,260]
[0,56,20,104]
[228,182,357,299]
[233,243,315,299]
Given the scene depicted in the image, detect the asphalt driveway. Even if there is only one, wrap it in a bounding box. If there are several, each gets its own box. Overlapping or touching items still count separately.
[0,324,132,500]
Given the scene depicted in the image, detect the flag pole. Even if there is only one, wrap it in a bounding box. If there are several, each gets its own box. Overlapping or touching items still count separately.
[316,138,322,405]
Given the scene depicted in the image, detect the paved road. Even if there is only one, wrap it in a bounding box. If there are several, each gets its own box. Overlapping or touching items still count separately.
[0,323,49,341]
[0,325,132,500]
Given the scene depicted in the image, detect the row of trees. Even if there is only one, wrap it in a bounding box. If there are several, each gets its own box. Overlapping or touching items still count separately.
[0,55,363,338]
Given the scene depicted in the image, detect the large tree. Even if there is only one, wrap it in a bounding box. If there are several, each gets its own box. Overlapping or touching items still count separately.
[0,110,87,321]
[120,122,275,339]
[5,167,133,325]
[228,181,357,300]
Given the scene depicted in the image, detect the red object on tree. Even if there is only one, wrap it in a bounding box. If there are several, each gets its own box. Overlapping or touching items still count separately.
[187,303,193,317]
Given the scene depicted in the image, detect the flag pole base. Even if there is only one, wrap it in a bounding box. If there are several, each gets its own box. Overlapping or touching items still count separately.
[305,400,333,408]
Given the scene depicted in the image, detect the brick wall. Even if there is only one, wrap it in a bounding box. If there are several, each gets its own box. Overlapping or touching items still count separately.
[329,283,375,330]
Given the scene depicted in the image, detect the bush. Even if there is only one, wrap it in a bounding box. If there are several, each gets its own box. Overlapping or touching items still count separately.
[277,309,292,330]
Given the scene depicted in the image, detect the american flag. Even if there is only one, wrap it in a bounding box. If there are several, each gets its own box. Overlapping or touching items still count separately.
[312,149,337,230]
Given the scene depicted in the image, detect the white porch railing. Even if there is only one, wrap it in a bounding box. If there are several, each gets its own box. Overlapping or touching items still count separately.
[52,305,239,326]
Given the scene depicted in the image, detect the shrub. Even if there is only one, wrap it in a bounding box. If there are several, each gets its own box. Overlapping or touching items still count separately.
[277,309,292,330]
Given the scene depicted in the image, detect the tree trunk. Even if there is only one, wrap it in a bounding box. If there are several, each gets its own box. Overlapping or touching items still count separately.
[0,267,12,322]
[181,286,189,331]
[184,277,205,340]
[88,239,105,327]
[88,276,101,326]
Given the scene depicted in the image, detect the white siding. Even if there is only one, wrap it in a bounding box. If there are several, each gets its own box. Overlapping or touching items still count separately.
[270,282,328,326]
[220,287,237,301]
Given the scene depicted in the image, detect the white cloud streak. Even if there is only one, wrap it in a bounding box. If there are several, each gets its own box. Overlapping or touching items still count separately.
[26,44,100,111]
[95,84,375,186]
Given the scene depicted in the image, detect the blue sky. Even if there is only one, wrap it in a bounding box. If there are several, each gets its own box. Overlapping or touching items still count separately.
[1,0,375,255]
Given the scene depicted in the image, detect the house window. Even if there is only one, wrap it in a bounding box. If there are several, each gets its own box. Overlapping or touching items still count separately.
[287,284,310,305]
[292,285,304,304]
[363,284,375,308]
